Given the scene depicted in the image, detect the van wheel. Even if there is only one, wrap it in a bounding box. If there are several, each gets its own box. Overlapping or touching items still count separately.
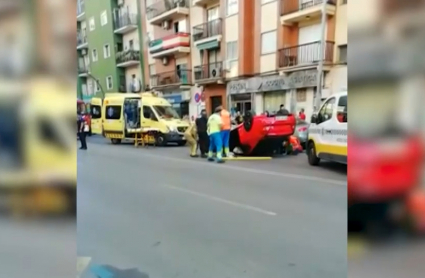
[156,134,167,146]
[111,139,122,145]
[308,141,320,166]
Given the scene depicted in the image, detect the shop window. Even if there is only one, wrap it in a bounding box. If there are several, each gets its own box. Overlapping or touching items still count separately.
[318,97,335,123]
[296,89,307,102]
[105,105,122,120]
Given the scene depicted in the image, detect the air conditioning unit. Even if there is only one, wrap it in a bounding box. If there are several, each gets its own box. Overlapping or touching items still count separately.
[81,49,87,55]
[162,56,169,65]
[117,0,124,6]
[209,66,219,78]
[162,20,169,30]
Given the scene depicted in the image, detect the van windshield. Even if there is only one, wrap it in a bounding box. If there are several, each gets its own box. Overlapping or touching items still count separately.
[153,105,180,120]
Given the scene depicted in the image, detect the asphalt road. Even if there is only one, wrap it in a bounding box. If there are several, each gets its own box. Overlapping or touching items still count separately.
[78,136,347,278]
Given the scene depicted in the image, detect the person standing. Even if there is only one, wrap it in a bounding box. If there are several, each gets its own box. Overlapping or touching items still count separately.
[298,108,306,120]
[77,112,87,150]
[276,104,289,116]
[219,106,231,157]
[184,121,198,157]
[196,109,209,158]
[207,107,224,163]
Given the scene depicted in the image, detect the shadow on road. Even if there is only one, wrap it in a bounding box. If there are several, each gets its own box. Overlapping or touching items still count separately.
[319,161,347,175]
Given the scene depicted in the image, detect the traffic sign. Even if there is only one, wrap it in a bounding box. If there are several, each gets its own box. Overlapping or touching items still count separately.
[200,92,205,102]
[194,92,201,103]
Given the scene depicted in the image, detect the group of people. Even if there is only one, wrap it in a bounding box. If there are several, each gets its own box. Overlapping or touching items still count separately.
[184,106,231,163]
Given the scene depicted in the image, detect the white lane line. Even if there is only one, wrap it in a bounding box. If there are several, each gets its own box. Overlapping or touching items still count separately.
[139,152,346,186]
[163,184,277,216]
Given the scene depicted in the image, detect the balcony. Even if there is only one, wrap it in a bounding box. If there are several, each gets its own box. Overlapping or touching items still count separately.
[116,49,140,67]
[280,0,336,25]
[148,33,190,58]
[194,62,224,84]
[192,19,222,47]
[146,0,189,25]
[192,0,219,7]
[77,0,85,21]
[114,13,138,34]
[150,70,192,89]
[78,64,89,77]
[77,33,88,49]
[278,41,334,69]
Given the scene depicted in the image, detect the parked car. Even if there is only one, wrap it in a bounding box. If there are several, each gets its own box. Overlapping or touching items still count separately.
[294,118,309,149]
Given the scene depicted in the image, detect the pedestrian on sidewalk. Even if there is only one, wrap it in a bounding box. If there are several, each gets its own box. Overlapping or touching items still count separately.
[77,112,87,150]
[207,106,224,163]
[196,109,209,158]
[219,106,231,157]
[184,121,198,157]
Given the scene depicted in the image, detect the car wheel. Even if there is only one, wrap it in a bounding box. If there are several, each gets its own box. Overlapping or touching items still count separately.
[156,134,167,146]
[308,141,320,166]
[111,139,122,145]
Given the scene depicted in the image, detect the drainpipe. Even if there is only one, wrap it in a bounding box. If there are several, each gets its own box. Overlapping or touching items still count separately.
[136,0,147,91]
[315,0,328,111]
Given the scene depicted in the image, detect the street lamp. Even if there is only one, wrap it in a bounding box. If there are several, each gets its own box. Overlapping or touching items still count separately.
[315,0,328,111]
[87,71,105,100]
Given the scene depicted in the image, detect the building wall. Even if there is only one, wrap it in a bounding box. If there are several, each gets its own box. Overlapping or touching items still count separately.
[85,0,119,95]
[259,0,278,74]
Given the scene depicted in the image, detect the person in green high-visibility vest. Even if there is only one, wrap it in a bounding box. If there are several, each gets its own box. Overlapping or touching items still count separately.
[207,106,225,163]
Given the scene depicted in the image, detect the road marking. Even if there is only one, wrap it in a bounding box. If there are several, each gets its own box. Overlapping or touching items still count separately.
[139,152,346,186]
[223,156,272,160]
[163,184,277,216]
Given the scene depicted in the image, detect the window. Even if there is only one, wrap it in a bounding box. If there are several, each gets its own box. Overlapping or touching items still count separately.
[296,89,307,102]
[318,97,335,123]
[226,0,238,16]
[261,30,277,54]
[341,0,347,4]
[143,106,158,121]
[89,17,95,31]
[103,44,111,58]
[92,49,98,62]
[106,76,113,90]
[105,106,122,120]
[337,96,347,123]
[95,81,100,92]
[39,118,68,151]
[338,44,347,64]
[91,105,102,119]
[226,41,238,61]
[149,64,155,75]
[100,11,108,26]
[129,40,134,50]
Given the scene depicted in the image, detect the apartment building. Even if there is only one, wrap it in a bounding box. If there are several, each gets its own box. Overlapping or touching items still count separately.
[77,0,144,103]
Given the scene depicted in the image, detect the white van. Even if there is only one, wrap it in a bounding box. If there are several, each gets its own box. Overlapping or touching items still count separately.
[307,91,347,165]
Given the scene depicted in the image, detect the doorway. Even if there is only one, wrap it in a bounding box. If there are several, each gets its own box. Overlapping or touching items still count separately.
[231,93,252,115]
[210,96,222,113]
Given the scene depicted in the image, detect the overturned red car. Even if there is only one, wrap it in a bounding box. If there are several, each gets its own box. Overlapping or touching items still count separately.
[229,113,296,156]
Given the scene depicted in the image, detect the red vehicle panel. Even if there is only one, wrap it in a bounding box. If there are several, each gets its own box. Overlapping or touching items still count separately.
[230,114,296,155]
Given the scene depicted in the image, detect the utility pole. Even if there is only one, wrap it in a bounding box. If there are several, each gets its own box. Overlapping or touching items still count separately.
[315,0,328,111]
[136,0,147,91]
[87,72,105,101]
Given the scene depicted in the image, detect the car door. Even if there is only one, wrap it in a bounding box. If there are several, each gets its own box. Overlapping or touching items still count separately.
[141,105,158,128]
[314,97,336,157]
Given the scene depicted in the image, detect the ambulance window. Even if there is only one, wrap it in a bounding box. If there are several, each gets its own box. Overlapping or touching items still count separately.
[91,105,102,119]
[39,118,68,151]
[105,106,121,120]
[318,97,335,123]
[143,106,158,121]
[337,96,347,123]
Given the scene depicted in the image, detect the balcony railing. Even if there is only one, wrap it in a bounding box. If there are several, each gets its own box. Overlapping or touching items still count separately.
[151,70,192,87]
[77,0,85,16]
[192,19,222,42]
[78,64,89,74]
[114,13,138,30]
[146,0,189,20]
[77,32,87,46]
[116,49,140,64]
[194,62,223,81]
[278,41,334,68]
[281,0,336,15]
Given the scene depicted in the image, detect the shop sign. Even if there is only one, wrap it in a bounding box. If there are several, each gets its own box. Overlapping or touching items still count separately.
[162,94,182,104]
[227,70,318,95]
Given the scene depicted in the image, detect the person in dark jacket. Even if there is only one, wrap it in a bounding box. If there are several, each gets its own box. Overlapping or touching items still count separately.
[77,113,87,150]
[276,104,290,116]
[196,109,209,158]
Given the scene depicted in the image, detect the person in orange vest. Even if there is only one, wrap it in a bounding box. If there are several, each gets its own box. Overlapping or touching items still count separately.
[219,106,232,157]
